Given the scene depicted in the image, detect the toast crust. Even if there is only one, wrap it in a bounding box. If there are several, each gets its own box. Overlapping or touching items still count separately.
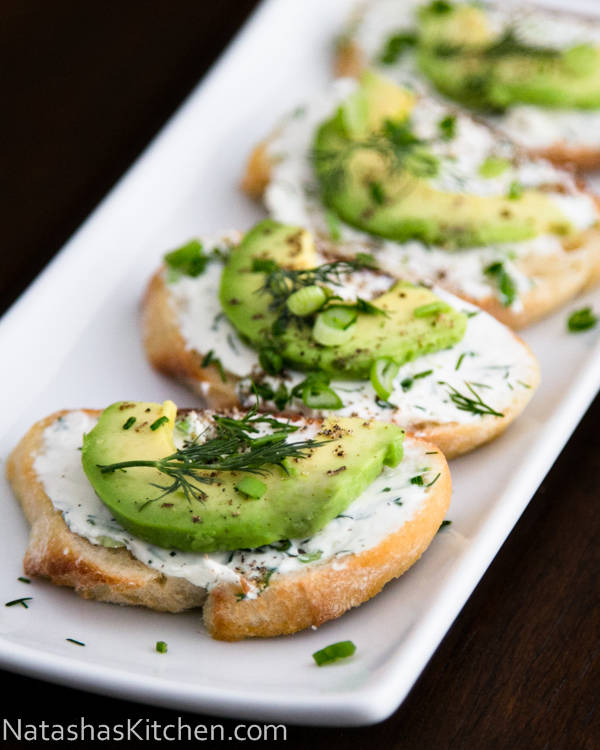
[7,410,451,640]
[241,140,600,329]
[6,410,206,613]
[142,269,539,459]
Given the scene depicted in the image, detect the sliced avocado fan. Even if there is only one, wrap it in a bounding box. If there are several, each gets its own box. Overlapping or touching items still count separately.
[219,219,467,379]
[81,401,405,552]
[416,1,600,110]
[312,70,579,247]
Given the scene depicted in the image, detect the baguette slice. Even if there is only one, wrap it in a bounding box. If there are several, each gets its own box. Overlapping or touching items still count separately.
[142,263,540,459]
[242,130,600,331]
[6,409,450,640]
[335,1,600,171]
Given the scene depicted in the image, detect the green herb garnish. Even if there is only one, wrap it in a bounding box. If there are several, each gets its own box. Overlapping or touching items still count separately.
[567,307,598,332]
[122,416,136,430]
[379,31,418,65]
[201,349,227,383]
[313,640,356,666]
[5,597,32,609]
[164,239,207,278]
[66,638,85,646]
[17,577,31,584]
[485,261,517,307]
[150,416,169,431]
[98,406,327,508]
[438,519,452,531]
[438,114,456,140]
[440,381,504,417]
[156,641,168,653]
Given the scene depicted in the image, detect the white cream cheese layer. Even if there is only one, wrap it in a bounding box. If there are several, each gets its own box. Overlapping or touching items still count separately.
[262,78,596,307]
[352,0,600,152]
[33,411,436,594]
[167,254,537,429]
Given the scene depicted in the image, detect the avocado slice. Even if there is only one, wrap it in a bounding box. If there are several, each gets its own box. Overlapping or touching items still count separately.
[312,73,576,247]
[417,3,600,110]
[81,401,405,553]
[219,220,467,378]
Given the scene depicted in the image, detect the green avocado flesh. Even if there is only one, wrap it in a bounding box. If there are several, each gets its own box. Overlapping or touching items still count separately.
[416,3,600,110]
[219,220,467,378]
[313,104,573,248]
[81,401,405,553]
[313,76,573,248]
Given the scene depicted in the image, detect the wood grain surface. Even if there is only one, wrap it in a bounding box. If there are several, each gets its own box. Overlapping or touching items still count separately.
[1,2,598,747]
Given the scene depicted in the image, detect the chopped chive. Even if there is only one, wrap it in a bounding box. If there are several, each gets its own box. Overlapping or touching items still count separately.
[201,349,227,383]
[325,209,342,241]
[156,641,168,654]
[426,473,441,487]
[425,451,438,455]
[66,638,85,646]
[313,640,356,666]
[414,369,433,380]
[150,416,169,431]
[381,487,392,493]
[235,476,267,499]
[455,353,467,371]
[5,597,32,608]
[438,114,457,141]
[567,307,597,332]
[17,577,31,584]
[507,181,523,200]
[393,498,403,506]
[438,520,452,532]
[410,475,425,486]
[122,416,136,430]
[413,301,450,318]
[369,181,386,205]
[299,550,322,563]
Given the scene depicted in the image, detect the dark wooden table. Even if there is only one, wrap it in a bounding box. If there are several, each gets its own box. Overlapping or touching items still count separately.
[1,2,598,747]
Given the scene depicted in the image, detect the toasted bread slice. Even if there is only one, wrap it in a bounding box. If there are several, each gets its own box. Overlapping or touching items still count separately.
[241,132,600,330]
[7,409,450,640]
[142,263,540,459]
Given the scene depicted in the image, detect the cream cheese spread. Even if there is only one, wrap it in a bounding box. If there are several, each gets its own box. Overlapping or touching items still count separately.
[33,411,437,595]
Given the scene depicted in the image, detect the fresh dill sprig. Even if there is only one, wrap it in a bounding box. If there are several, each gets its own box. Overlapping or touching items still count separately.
[257,255,377,311]
[98,407,328,509]
[439,381,504,418]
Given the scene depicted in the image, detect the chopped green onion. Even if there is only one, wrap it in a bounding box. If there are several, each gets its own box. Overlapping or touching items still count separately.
[164,239,206,277]
[379,31,418,65]
[370,357,399,401]
[567,307,597,332]
[286,285,328,316]
[299,550,322,564]
[17,577,31,584]
[258,347,283,375]
[507,181,523,200]
[150,416,169,431]
[413,301,451,318]
[235,477,267,499]
[438,114,457,141]
[369,181,386,205]
[325,210,342,241]
[313,640,356,666]
[156,641,168,654]
[478,156,511,178]
[303,384,343,409]
[410,475,425,486]
[66,638,85,646]
[313,307,357,346]
[122,416,136,430]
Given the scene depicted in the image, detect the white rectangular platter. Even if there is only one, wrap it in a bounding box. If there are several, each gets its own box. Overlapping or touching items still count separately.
[0,0,599,727]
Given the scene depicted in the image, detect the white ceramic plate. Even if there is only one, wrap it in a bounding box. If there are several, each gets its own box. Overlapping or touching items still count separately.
[0,0,599,727]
